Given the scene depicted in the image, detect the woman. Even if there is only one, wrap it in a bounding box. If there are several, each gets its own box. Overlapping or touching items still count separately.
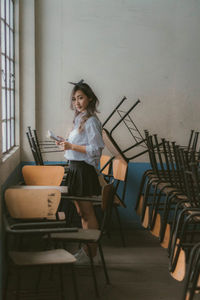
[58,80,104,264]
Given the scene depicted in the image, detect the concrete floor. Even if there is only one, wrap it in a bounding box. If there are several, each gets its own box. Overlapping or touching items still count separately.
[6,228,186,300]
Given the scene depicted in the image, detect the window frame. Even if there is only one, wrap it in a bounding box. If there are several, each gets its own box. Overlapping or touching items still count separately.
[0,0,16,156]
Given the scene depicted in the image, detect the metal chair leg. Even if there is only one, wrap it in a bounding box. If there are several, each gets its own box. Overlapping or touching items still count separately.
[3,268,9,300]
[98,243,110,284]
[87,244,99,297]
[59,265,65,300]
[114,206,126,247]
[16,267,21,300]
[70,264,79,300]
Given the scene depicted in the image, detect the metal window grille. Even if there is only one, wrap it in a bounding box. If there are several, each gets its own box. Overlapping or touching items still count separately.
[1,0,15,154]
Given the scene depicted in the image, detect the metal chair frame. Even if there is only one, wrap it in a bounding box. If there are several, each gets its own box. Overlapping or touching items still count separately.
[102,97,148,163]
[135,130,200,219]
[48,181,115,298]
[26,126,68,167]
[182,242,200,300]
[3,188,79,300]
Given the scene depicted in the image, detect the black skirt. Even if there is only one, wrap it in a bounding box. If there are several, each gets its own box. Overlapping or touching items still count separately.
[66,161,101,196]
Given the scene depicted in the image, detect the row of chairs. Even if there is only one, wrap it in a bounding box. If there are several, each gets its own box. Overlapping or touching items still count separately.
[135,130,200,299]
[4,143,135,298]
[12,97,148,298]
[25,98,149,247]
[3,165,116,299]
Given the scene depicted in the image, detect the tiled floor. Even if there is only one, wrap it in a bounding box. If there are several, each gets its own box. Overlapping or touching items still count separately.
[5,228,185,300]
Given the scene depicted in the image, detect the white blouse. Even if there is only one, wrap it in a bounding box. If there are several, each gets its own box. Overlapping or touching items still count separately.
[64,113,104,169]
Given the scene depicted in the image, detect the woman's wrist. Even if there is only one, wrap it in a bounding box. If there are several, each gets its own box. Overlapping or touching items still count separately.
[71,143,86,153]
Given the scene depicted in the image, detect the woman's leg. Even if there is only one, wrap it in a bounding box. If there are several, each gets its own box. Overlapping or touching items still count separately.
[74,200,98,256]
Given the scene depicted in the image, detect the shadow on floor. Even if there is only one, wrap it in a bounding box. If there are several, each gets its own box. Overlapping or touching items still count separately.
[5,228,185,300]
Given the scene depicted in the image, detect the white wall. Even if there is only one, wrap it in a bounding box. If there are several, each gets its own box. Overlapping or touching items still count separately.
[21,0,200,162]
[20,0,36,161]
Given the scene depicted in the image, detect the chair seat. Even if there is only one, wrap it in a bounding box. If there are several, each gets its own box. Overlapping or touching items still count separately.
[9,249,76,266]
[50,228,101,242]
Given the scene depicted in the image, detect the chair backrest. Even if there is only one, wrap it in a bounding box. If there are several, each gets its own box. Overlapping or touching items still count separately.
[112,158,128,207]
[100,155,112,175]
[27,126,44,165]
[113,158,128,181]
[102,128,126,161]
[101,181,115,211]
[5,188,61,219]
[100,182,115,234]
[22,165,65,186]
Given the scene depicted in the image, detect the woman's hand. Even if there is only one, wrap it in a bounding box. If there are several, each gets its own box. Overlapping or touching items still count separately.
[58,142,86,153]
[60,141,73,150]
[55,136,65,146]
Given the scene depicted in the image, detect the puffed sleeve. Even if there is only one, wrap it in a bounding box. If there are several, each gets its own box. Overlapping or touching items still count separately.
[85,117,104,158]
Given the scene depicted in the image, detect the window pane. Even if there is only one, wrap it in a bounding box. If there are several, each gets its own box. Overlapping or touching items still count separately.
[7,90,10,119]
[10,31,14,59]
[11,62,14,89]
[1,0,5,20]
[2,89,6,119]
[6,0,9,24]
[6,58,10,87]
[1,55,6,87]
[2,122,7,153]
[7,120,11,149]
[11,90,14,117]
[1,21,5,52]
[6,26,10,53]
[11,118,14,146]
[10,1,13,29]
[1,0,15,153]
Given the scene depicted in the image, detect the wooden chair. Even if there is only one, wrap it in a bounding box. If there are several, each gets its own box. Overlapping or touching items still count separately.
[22,165,65,186]
[3,188,79,300]
[98,155,128,246]
[5,188,61,221]
[182,242,200,300]
[135,131,200,234]
[5,249,78,300]
[102,98,148,162]
[48,181,115,298]
[4,188,78,232]
[21,165,69,221]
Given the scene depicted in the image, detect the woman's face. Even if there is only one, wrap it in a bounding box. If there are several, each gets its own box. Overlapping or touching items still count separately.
[72,90,90,113]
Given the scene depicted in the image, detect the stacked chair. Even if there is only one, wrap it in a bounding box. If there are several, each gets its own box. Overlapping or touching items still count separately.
[182,242,200,299]
[100,97,148,246]
[26,126,68,168]
[102,97,148,162]
[135,130,200,299]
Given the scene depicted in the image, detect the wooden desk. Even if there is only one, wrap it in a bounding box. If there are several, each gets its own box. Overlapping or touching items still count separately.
[9,185,68,194]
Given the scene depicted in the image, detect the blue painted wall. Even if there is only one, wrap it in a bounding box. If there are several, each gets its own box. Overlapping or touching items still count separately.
[117,162,151,228]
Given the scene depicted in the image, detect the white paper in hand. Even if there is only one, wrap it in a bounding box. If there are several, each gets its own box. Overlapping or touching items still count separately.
[47,130,62,142]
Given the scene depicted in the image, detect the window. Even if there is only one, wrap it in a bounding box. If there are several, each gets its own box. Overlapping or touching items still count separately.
[1,0,15,154]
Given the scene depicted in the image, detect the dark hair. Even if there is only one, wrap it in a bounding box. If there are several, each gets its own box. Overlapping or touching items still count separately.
[70,82,100,132]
